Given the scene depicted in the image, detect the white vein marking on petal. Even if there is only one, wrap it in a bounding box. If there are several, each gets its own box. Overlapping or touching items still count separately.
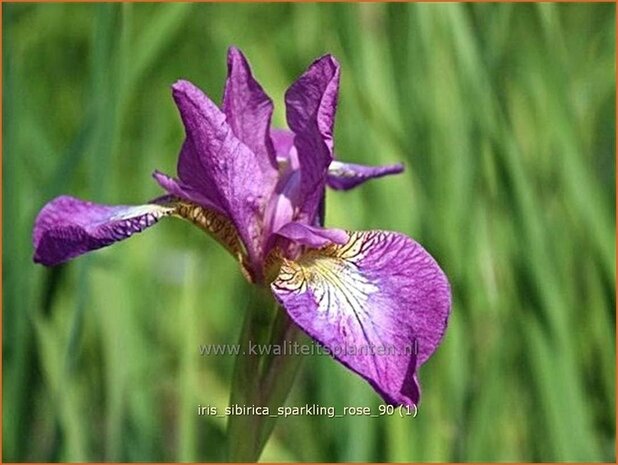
[109,204,174,222]
[327,160,357,179]
[273,232,385,375]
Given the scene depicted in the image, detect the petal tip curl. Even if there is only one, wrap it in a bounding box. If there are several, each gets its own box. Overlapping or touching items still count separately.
[170,79,194,101]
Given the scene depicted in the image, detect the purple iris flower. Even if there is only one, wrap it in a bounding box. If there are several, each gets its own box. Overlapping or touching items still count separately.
[33,47,451,407]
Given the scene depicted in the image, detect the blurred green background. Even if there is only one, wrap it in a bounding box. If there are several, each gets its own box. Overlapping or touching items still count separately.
[3,2,616,462]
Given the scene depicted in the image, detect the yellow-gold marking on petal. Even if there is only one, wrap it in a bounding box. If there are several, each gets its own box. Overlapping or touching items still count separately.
[169,199,253,280]
[273,231,390,380]
[273,258,307,292]
[263,247,285,284]
[273,231,379,321]
[174,202,244,256]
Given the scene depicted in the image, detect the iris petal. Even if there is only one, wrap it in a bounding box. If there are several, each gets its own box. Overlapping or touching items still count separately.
[270,128,295,161]
[270,128,403,191]
[275,222,348,248]
[172,79,277,268]
[153,170,222,213]
[172,199,250,278]
[223,47,278,178]
[327,161,404,190]
[33,196,175,266]
[33,194,251,276]
[284,55,340,224]
[271,230,451,406]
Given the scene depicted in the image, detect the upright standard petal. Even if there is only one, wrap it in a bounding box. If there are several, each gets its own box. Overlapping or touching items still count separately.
[33,196,174,266]
[327,161,404,190]
[172,80,277,270]
[222,47,278,178]
[284,55,340,223]
[271,231,451,406]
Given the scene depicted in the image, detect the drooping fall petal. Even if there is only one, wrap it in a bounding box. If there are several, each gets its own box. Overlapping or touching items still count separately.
[271,230,451,406]
[172,199,249,275]
[33,196,174,266]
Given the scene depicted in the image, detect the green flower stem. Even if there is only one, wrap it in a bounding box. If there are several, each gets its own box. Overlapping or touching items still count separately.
[227,287,270,461]
[227,287,304,462]
[256,311,305,455]
[228,192,327,461]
